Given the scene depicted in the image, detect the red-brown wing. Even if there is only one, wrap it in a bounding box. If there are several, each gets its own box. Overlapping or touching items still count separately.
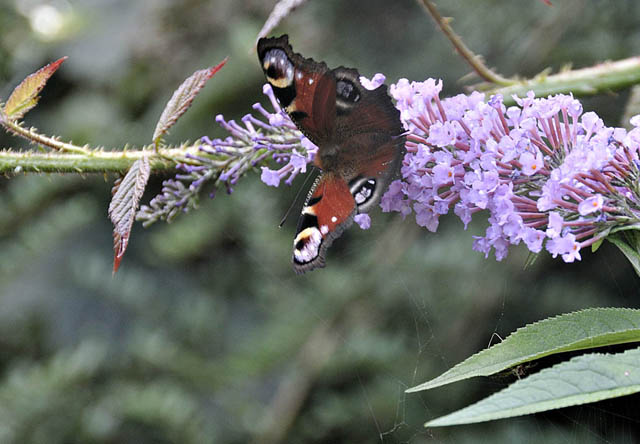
[332,67,404,140]
[327,67,406,212]
[292,173,355,274]
[343,137,405,213]
[257,35,336,145]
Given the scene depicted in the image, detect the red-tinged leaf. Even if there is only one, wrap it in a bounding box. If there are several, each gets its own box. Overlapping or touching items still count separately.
[152,58,228,145]
[108,155,151,274]
[255,0,308,44]
[4,57,68,120]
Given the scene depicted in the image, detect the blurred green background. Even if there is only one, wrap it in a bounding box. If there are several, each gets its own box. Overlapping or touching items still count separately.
[1,0,640,443]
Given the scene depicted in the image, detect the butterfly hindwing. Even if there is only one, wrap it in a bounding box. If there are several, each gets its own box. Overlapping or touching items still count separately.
[346,138,405,213]
[292,174,356,274]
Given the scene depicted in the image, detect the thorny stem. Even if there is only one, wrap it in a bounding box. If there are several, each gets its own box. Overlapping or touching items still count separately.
[0,144,201,174]
[2,117,91,155]
[0,114,223,174]
[488,57,640,106]
[417,0,515,86]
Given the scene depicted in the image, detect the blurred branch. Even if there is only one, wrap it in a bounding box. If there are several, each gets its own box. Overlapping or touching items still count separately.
[485,57,640,106]
[252,317,343,444]
[251,219,420,444]
[417,0,515,86]
[255,0,309,46]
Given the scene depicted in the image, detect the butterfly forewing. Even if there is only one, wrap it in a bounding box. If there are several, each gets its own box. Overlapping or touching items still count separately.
[332,68,404,138]
[258,35,336,145]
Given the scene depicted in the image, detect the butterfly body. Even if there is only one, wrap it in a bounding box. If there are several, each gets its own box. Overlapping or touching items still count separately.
[257,35,404,273]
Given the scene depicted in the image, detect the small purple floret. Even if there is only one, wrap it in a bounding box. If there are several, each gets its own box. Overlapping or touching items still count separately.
[354,214,371,230]
[261,167,281,187]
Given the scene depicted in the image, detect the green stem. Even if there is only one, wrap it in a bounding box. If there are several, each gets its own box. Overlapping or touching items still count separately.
[0,145,201,174]
[486,57,640,105]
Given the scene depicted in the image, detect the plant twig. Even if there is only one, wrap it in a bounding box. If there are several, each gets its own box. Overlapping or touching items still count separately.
[487,56,640,106]
[417,0,515,86]
[0,144,199,174]
[2,118,91,155]
[250,317,342,444]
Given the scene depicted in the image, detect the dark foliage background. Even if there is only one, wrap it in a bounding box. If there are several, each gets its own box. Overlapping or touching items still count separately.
[1,1,639,443]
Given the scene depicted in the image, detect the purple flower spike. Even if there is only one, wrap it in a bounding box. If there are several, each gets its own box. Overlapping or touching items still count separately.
[142,71,640,269]
[138,82,315,226]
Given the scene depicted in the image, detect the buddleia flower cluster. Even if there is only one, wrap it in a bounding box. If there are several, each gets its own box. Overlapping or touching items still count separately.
[137,84,315,225]
[382,78,640,263]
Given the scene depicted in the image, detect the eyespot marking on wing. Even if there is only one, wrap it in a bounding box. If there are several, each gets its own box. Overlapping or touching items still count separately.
[293,227,323,264]
[262,49,295,88]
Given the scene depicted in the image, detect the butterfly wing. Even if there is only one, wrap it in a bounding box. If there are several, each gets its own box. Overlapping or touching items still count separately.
[345,137,405,213]
[292,173,356,274]
[332,67,404,137]
[257,35,336,145]
[329,67,406,213]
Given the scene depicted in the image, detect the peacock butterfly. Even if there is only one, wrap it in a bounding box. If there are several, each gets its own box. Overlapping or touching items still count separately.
[257,35,405,274]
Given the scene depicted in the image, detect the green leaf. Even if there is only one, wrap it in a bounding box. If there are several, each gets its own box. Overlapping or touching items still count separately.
[3,57,67,120]
[591,237,604,252]
[426,347,640,427]
[607,231,640,278]
[152,58,227,146]
[108,155,151,274]
[407,308,640,392]
[523,251,539,269]
[609,223,640,235]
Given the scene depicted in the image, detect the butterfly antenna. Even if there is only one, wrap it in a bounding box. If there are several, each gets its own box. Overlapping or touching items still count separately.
[279,167,318,228]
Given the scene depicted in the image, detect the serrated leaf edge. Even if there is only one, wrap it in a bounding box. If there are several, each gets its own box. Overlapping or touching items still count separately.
[152,58,227,146]
[108,155,151,273]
